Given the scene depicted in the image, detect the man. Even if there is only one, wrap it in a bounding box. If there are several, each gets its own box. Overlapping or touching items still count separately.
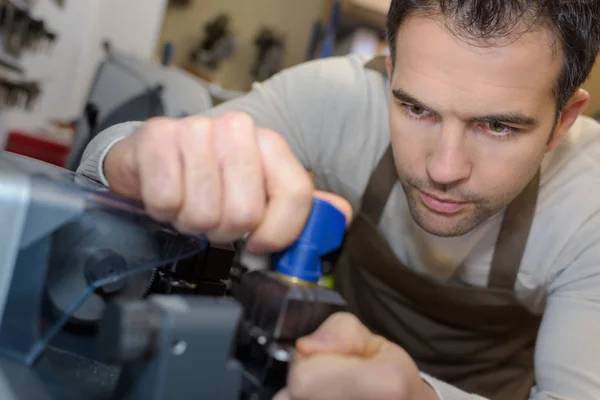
[77,1,600,399]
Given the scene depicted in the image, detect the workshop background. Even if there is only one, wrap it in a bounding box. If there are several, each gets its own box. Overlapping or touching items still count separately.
[0,0,599,168]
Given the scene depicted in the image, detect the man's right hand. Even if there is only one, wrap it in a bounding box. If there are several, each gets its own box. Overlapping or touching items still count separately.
[103,112,350,254]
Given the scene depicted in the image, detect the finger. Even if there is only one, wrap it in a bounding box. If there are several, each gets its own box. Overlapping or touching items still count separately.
[135,118,183,222]
[173,117,223,234]
[202,112,266,242]
[313,191,353,226]
[287,354,371,400]
[296,313,385,358]
[289,353,409,400]
[273,389,291,400]
[246,128,314,253]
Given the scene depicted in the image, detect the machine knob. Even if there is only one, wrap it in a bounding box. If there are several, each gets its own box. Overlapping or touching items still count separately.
[97,299,162,363]
[274,198,346,283]
[84,248,127,294]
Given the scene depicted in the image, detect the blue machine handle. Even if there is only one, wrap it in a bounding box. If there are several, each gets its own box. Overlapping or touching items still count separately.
[274,198,347,283]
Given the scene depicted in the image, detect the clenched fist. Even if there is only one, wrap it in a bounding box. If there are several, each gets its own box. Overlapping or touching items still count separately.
[103,112,352,252]
[275,313,439,400]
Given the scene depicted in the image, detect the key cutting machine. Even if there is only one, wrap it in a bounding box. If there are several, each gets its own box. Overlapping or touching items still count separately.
[0,150,348,400]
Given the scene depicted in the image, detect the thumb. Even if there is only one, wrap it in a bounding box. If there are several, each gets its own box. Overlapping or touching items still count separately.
[313,190,353,226]
[296,313,384,358]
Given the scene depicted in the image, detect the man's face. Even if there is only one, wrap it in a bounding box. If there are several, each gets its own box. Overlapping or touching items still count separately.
[388,16,564,237]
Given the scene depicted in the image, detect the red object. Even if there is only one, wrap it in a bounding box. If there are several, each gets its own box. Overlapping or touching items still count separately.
[4,130,71,167]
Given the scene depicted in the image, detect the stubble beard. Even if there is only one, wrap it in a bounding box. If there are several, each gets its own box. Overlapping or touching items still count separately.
[402,185,499,237]
[398,175,513,237]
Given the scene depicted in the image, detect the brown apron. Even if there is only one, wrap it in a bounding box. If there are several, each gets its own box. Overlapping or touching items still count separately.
[333,139,542,396]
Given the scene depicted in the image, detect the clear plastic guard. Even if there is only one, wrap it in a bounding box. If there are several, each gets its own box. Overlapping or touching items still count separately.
[37,227,205,363]
[1,163,208,366]
[36,206,206,365]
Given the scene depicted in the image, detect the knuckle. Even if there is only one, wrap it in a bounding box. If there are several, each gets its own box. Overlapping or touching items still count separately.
[176,208,221,233]
[328,312,363,331]
[221,111,255,128]
[141,117,174,135]
[144,196,180,221]
[289,175,314,202]
[179,116,213,135]
[145,116,173,127]
[138,121,173,146]
[257,128,287,153]
[225,204,263,233]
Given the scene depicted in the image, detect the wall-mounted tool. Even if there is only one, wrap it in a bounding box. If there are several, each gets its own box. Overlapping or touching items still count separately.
[251,27,285,82]
[0,0,57,58]
[189,13,236,71]
[0,77,40,109]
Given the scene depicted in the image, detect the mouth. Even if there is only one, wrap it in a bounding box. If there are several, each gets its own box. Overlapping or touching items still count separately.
[417,189,468,215]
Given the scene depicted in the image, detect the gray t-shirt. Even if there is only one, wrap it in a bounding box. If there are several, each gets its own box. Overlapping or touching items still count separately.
[78,55,600,400]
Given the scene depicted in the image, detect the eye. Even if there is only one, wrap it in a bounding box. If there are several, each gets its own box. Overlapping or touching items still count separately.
[409,105,426,115]
[490,121,507,133]
[485,121,517,137]
[402,103,431,120]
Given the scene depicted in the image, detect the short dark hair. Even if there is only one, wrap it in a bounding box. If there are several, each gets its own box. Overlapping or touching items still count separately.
[386,0,600,112]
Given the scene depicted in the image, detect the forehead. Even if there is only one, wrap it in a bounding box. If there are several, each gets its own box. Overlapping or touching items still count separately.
[392,16,563,115]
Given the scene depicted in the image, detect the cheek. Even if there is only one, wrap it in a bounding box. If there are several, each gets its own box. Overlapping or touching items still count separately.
[472,133,547,173]
[469,135,547,198]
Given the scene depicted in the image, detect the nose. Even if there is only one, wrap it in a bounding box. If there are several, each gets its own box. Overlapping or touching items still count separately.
[426,125,472,186]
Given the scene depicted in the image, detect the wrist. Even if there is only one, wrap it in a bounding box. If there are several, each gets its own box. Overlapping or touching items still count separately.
[103,139,123,184]
[103,138,137,197]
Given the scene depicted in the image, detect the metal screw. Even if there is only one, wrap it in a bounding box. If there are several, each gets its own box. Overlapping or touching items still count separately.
[171,340,187,356]
[272,348,290,362]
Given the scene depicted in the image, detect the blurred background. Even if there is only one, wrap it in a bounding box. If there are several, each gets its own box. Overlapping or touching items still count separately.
[0,0,598,170]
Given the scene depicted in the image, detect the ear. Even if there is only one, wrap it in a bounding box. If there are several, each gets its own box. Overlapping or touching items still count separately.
[547,88,591,152]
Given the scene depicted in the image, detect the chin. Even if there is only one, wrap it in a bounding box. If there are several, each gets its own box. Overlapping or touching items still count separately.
[412,212,472,237]
[399,178,498,237]
[407,196,483,237]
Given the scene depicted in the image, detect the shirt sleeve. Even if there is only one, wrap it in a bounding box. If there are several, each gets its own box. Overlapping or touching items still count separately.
[77,121,143,185]
[77,55,375,186]
[420,373,487,400]
[527,210,600,400]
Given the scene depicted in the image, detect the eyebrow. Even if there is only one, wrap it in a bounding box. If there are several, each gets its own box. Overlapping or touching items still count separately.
[391,88,539,128]
[392,89,431,113]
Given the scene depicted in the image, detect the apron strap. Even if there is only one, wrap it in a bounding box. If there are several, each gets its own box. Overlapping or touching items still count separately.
[487,171,541,289]
[360,145,397,223]
[359,56,396,223]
